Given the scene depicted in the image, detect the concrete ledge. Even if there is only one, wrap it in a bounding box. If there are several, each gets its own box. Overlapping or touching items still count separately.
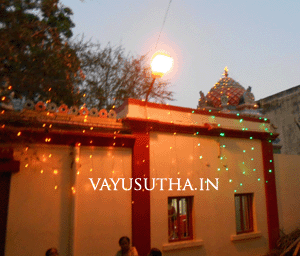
[162,239,204,251]
[231,231,262,242]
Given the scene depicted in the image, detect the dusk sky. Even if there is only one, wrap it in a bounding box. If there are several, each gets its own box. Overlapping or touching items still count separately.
[61,0,300,109]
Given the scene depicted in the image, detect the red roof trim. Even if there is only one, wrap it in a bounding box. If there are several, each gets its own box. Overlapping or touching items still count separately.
[122,117,278,140]
[116,98,269,123]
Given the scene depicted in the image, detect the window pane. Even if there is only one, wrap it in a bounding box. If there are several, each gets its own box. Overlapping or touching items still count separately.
[235,196,242,233]
[168,198,178,240]
[179,198,189,238]
[168,197,193,241]
[235,194,253,234]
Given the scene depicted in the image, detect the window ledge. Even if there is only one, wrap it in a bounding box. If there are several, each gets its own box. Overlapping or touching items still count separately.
[231,231,262,242]
[162,239,204,251]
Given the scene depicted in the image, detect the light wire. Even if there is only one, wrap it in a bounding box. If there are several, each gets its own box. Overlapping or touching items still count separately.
[155,0,173,50]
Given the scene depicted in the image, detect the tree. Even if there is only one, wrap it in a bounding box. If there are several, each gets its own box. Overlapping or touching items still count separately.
[0,0,84,106]
[73,39,174,110]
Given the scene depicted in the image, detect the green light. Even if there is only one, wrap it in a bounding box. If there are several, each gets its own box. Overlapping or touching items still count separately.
[199,156,203,159]
[220,157,223,160]
[205,181,207,183]
[258,178,260,181]
[220,133,225,137]
[243,150,246,153]
[253,169,256,171]
[242,128,245,131]
[196,132,199,135]
[270,160,272,162]
[222,145,226,148]
[250,137,253,139]
[198,143,200,146]
[270,133,273,135]
[251,147,254,150]
[259,117,262,119]
[269,140,272,143]
[266,181,268,183]
[239,119,243,123]
[218,124,221,127]
[192,111,194,113]
[234,190,237,192]
[237,113,240,116]
[245,128,248,130]
[242,162,245,164]
[211,116,215,119]
[243,171,245,174]
[251,158,254,161]
[240,183,242,186]
[218,168,220,171]
[264,118,268,121]
[226,168,228,171]
[229,179,232,182]
[209,110,211,112]
[265,128,268,131]
[269,169,272,173]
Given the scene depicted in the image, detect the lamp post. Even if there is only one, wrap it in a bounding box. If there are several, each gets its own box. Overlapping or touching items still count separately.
[145,53,173,102]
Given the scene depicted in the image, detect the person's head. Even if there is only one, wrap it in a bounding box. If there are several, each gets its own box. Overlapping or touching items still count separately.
[118,236,130,252]
[45,248,58,256]
[148,248,162,256]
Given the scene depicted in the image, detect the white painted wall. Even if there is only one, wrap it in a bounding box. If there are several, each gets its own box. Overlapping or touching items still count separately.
[6,145,72,256]
[274,154,300,234]
[150,132,269,256]
[74,146,132,256]
[5,144,132,256]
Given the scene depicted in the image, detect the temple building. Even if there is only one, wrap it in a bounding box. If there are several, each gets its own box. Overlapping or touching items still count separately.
[0,70,299,256]
[197,67,260,117]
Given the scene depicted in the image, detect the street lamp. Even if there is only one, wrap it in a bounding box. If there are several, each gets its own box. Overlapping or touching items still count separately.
[145,52,173,102]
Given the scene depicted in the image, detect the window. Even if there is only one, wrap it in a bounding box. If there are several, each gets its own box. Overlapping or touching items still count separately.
[234,193,254,234]
[168,196,193,242]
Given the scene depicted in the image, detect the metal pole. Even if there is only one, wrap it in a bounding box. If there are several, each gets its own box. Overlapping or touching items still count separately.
[145,77,156,102]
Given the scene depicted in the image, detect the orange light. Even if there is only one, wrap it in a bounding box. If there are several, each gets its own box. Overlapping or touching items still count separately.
[151,52,173,78]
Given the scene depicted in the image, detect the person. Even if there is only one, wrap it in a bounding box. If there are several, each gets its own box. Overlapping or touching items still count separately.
[116,236,138,256]
[148,248,162,256]
[45,248,59,256]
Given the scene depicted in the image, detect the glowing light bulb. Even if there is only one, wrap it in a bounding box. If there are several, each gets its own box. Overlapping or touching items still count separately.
[150,53,173,78]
